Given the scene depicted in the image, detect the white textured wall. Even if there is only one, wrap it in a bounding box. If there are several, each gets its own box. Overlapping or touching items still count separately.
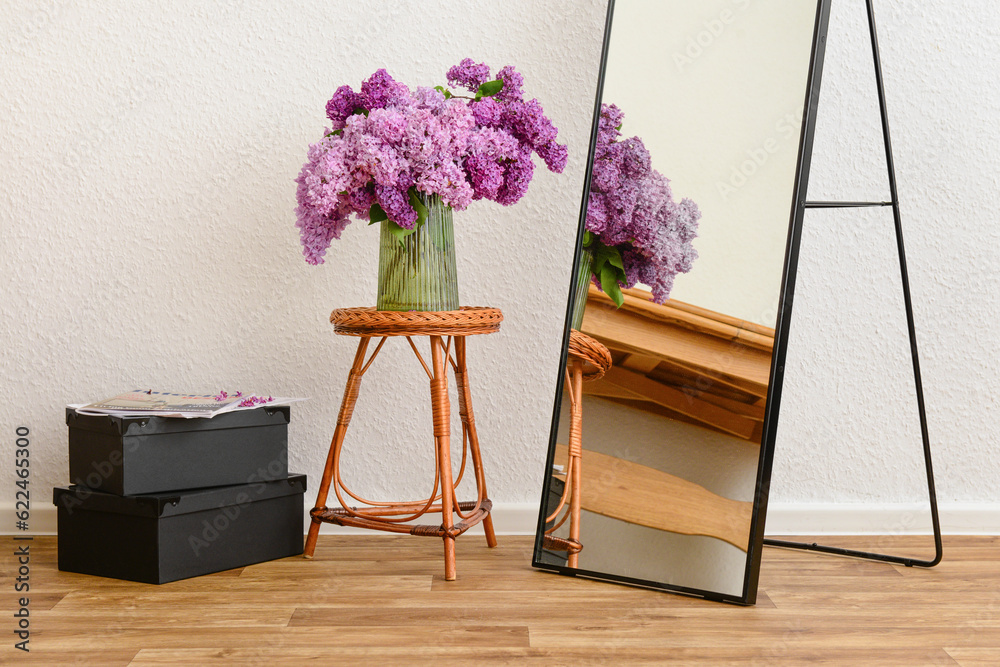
[771,0,1000,521]
[2,0,999,533]
[0,0,607,511]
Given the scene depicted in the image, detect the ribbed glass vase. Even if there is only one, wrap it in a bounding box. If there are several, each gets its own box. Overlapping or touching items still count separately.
[570,246,594,330]
[376,193,459,312]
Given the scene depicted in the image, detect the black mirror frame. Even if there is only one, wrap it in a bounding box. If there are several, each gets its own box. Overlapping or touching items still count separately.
[531,0,833,606]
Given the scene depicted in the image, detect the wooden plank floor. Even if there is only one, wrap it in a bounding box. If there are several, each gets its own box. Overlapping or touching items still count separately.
[2,535,997,665]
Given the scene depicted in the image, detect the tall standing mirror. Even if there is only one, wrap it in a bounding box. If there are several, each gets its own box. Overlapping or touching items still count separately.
[533,0,831,604]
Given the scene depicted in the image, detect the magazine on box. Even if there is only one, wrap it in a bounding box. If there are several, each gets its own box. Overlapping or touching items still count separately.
[71,390,304,419]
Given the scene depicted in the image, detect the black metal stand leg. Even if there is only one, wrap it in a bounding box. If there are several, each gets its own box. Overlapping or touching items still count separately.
[765,0,942,568]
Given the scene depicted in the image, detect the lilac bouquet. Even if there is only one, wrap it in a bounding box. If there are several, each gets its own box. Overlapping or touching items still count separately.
[584,103,700,305]
[295,60,568,265]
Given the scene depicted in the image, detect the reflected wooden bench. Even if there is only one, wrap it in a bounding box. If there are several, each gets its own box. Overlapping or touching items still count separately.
[546,285,774,553]
[553,444,752,551]
[580,285,775,445]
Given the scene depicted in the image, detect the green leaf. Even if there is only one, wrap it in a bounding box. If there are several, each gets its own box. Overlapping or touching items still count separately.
[352,106,369,117]
[369,201,415,246]
[584,237,627,308]
[591,244,615,271]
[591,252,607,276]
[478,80,504,97]
[599,265,625,308]
[606,246,624,271]
[408,187,428,229]
[385,219,414,246]
[474,79,504,101]
[434,85,454,99]
[582,231,594,247]
[368,202,388,224]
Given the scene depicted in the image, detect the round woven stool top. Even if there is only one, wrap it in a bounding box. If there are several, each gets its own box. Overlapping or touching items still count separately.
[568,329,613,381]
[330,307,503,337]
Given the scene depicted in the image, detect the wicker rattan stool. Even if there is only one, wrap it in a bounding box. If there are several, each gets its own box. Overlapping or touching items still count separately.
[304,307,503,580]
[543,329,612,568]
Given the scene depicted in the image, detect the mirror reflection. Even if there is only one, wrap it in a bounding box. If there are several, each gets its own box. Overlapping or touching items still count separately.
[536,0,823,600]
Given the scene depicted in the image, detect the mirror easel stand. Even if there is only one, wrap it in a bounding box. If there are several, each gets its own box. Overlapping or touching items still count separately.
[763,0,942,568]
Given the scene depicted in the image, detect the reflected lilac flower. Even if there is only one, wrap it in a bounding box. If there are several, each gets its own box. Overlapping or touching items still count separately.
[586,103,700,304]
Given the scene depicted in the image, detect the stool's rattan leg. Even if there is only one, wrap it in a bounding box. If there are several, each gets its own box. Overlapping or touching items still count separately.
[567,359,584,569]
[454,337,497,548]
[431,335,458,580]
[305,337,370,558]
[482,508,498,549]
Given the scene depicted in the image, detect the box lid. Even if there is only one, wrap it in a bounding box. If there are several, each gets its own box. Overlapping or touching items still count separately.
[65,405,290,437]
[53,474,307,519]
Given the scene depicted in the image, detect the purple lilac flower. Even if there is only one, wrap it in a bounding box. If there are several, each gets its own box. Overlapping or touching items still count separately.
[465,126,520,199]
[347,184,376,214]
[586,196,609,236]
[469,98,503,126]
[597,103,624,145]
[461,63,567,204]
[295,62,568,263]
[238,395,274,408]
[494,65,524,102]
[586,103,700,304]
[416,162,473,209]
[495,148,535,205]
[507,99,556,147]
[294,134,356,264]
[360,68,409,110]
[326,85,362,130]
[375,184,418,229]
[447,58,491,92]
[294,202,350,264]
[536,141,568,173]
[413,86,447,111]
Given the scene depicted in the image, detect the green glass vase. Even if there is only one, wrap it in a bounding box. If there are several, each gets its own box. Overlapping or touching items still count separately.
[376,193,459,312]
[570,246,594,330]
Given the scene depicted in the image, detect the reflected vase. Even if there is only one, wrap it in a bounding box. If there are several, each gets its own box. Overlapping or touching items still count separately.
[376,193,459,312]
[570,246,594,330]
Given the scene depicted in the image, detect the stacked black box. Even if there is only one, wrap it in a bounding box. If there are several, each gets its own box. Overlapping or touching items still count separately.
[55,406,306,583]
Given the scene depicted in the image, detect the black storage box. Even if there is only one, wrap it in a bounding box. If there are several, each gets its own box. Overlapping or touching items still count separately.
[54,474,306,584]
[66,406,290,495]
